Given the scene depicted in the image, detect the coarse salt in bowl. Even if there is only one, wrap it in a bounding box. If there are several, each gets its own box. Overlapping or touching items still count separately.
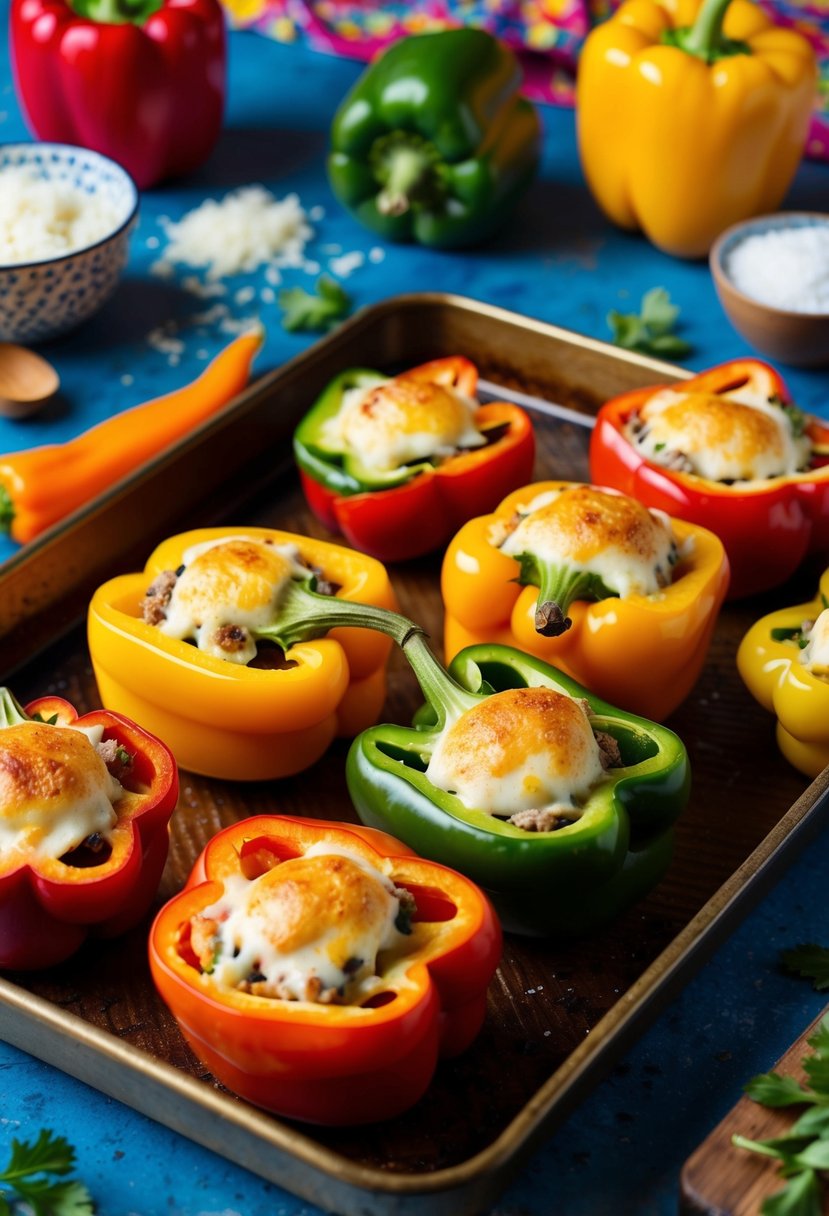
[0,143,138,344]
[710,212,829,369]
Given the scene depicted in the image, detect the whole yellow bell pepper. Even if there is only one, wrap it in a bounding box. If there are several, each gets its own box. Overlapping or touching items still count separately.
[441,481,730,720]
[88,527,400,781]
[737,568,829,778]
[577,0,817,257]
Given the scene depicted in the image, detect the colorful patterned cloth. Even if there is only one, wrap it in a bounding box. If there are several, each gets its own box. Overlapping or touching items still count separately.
[222,0,829,161]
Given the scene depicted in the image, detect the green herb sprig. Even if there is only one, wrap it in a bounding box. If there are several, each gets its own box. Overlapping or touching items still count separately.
[0,1129,94,1216]
[607,287,692,360]
[733,1014,829,1215]
[279,276,351,333]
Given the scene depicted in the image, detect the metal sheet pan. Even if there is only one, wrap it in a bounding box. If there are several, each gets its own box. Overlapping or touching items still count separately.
[2,294,826,1216]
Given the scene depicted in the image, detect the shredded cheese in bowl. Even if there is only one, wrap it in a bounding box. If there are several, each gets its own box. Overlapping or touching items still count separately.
[0,165,126,265]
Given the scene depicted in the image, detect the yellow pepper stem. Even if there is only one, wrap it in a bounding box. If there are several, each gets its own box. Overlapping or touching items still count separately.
[665,0,750,61]
[401,632,481,725]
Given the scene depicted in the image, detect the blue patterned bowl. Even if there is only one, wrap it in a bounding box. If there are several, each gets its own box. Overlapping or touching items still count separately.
[0,143,138,344]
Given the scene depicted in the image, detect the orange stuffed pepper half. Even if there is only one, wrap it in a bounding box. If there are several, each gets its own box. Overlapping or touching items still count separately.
[442,481,729,721]
[149,816,502,1125]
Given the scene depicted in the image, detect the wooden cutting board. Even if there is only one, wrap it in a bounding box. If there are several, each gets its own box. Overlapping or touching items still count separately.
[680,1006,829,1214]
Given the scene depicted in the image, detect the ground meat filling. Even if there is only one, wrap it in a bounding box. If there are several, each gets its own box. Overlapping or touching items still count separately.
[96,737,134,783]
[141,569,178,625]
[595,730,622,770]
[213,623,250,654]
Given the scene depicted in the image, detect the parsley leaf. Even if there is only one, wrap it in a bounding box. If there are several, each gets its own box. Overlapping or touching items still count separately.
[0,1130,94,1216]
[608,287,692,360]
[744,1073,818,1107]
[781,945,829,993]
[762,1168,822,1216]
[734,1016,829,1215]
[279,276,351,333]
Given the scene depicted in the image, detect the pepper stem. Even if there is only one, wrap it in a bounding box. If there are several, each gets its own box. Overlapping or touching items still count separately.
[0,688,30,728]
[400,632,481,726]
[70,0,164,23]
[662,0,750,60]
[371,133,443,218]
[0,487,14,535]
[256,579,425,651]
[531,559,615,637]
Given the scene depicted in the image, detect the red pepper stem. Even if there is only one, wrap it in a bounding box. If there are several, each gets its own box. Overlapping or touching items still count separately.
[262,581,424,650]
[401,632,482,724]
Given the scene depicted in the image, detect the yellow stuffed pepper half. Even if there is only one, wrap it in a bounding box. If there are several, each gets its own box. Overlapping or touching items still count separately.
[737,568,829,778]
[88,528,399,780]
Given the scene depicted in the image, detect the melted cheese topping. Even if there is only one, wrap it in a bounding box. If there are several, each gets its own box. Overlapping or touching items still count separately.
[0,722,122,861]
[629,388,810,482]
[197,844,406,1001]
[426,687,605,818]
[323,376,486,472]
[159,536,311,664]
[497,485,677,597]
[800,609,829,677]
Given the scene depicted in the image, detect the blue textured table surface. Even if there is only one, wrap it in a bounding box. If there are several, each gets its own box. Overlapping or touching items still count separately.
[1,13,829,1216]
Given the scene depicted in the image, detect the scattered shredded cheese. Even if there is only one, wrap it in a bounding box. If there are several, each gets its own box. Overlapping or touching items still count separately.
[154,186,313,280]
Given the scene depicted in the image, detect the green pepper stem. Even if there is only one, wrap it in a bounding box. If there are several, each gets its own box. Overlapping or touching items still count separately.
[400,632,480,724]
[0,688,30,728]
[532,560,613,637]
[258,580,424,650]
[371,133,442,217]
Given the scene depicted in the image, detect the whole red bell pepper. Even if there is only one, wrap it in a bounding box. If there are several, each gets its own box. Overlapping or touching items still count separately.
[589,360,829,598]
[150,815,502,1125]
[0,688,178,971]
[10,0,226,190]
[293,356,536,563]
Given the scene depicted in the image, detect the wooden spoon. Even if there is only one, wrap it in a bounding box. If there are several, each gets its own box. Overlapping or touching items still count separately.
[0,343,60,419]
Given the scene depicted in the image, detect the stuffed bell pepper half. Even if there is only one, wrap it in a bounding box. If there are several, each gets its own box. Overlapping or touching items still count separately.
[149,816,501,1124]
[347,634,690,937]
[293,356,535,562]
[589,360,829,598]
[442,480,729,720]
[0,688,178,970]
[738,567,829,778]
[87,527,411,780]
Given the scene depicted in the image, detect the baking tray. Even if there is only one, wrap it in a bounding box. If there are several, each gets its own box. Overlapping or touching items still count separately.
[2,294,828,1216]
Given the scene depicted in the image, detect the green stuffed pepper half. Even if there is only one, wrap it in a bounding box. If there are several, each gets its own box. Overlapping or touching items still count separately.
[327,28,542,249]
[347,639,690,936]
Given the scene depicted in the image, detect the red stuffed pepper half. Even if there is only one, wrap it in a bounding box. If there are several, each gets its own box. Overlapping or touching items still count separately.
[0,688,178,971]
[293,356,535,562]
[589,360,829,598]
[149,816,502,1125]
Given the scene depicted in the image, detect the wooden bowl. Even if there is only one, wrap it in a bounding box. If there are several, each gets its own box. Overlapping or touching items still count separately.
[710,213,829,369]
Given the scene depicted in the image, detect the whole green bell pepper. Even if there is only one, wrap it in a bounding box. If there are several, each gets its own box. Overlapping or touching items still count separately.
[327,28,542,249]
[347,639,690,936]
